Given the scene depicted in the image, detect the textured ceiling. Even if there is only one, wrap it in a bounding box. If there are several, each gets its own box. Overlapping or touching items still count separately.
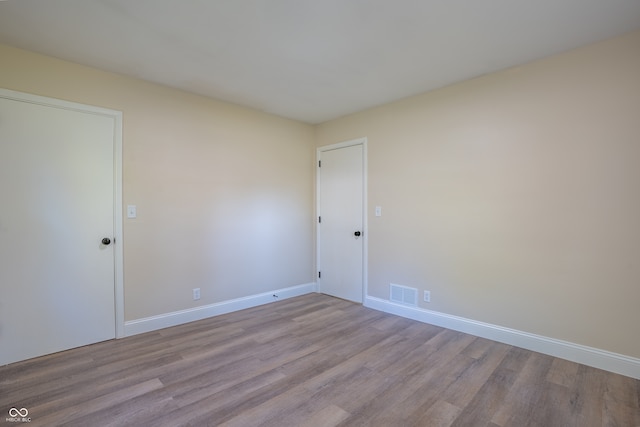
[1,0,639,123]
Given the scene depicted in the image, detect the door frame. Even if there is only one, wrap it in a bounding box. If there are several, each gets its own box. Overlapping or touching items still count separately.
[316,137,368,302]
[0,88,125,339]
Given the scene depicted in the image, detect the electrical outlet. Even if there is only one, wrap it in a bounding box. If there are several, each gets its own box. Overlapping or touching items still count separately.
[193,288,201,300]
[423,290,431,303]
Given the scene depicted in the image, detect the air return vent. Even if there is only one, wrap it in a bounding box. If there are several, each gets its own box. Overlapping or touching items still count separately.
[390,283,418,306]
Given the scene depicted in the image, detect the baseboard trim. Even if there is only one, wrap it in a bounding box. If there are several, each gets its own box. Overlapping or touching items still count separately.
[364,296,640,380]
[125,282,317,337]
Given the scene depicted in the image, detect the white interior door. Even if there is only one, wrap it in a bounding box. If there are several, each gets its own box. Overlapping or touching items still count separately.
[0,91,119,365]
[318,141,365,303]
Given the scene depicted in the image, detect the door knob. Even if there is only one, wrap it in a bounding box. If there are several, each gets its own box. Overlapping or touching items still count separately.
[101,237,111,245]
[354,231,361,237]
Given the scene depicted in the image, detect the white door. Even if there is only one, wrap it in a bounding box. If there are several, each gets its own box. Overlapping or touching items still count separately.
[318,140,365,303]
[0,91,119,365]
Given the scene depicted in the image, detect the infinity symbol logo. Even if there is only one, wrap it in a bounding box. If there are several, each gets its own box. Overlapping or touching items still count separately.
[8,407,28,417]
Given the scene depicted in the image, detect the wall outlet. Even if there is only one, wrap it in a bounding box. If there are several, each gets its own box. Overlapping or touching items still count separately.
[193,288,201,300]
[423,290,431,303]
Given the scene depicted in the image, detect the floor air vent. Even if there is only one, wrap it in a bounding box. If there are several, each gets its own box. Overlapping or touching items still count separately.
[390,283,418,306]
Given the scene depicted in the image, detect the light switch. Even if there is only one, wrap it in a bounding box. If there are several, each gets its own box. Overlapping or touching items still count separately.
[127,205,137,219]
[375,206,382,217]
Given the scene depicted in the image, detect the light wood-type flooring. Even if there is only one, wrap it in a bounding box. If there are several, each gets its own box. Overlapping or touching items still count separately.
[1,294,638,426]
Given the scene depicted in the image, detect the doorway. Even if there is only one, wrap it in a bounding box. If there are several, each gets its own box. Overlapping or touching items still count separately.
[0,89,123,365]
[317,138,367,303]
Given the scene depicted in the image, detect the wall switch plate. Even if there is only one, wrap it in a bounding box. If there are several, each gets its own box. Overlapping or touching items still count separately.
[193,288,201,300]
[127,205,137,219]
[375,206,382,217]
[424,290,431,303]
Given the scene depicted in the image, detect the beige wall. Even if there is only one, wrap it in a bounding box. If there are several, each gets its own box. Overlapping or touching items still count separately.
[316,30,640,358]
[3,30,640,360]
[0,43,315,320]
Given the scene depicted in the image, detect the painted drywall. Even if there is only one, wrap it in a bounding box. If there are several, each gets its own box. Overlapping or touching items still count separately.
[0,43,315,320]
[316,30,640,359]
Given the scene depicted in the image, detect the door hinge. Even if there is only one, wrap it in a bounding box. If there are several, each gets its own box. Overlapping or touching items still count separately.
[318,160,321,167]
[318,216,321,223]
[318,271,321,279]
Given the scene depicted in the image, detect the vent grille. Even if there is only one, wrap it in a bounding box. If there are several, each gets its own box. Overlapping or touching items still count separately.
[390,283,418,306]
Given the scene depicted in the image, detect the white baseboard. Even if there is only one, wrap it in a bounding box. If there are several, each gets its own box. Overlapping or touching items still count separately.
[124,282,317,337]
[365,296,640,380]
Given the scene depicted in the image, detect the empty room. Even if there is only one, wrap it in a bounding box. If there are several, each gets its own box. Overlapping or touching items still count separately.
[1,1,639,426]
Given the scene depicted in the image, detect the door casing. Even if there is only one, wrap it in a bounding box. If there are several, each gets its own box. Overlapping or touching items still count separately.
[0,88,124,343]
[316,137,368,302]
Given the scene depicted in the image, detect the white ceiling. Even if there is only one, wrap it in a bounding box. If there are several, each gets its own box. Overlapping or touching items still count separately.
[1,1,639,124]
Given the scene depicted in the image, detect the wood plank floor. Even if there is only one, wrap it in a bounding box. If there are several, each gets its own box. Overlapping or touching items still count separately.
[1,294,638,426]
